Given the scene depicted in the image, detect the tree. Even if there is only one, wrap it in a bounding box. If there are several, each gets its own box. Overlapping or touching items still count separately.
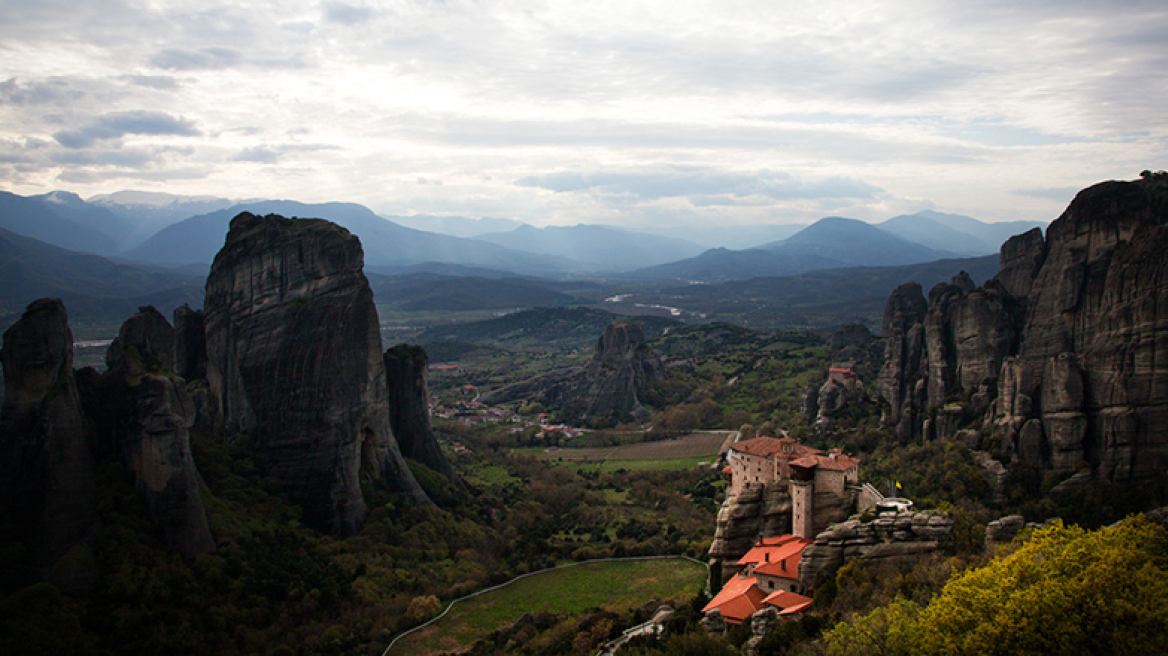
[822,517,1168,656]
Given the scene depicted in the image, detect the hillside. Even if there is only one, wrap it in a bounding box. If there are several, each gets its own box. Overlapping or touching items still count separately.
[628,247,844,282]
[417,306,680,350]
[369,273,582,311]
[0,227,203,322]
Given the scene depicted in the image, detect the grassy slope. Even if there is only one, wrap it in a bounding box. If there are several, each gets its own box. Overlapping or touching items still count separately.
[389,558,706,656]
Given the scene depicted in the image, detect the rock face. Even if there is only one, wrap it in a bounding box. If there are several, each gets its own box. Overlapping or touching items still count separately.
[204,212,428,535]
[383,344,460,485]
[481,321,666,422]
[104,307,214,556]
[0,299,97,576]
[797,509,953,589]
[878,175,1168,488]
[173,304,207,381]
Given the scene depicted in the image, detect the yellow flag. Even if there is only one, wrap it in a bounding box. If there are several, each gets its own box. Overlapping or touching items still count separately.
[895,481,902,491]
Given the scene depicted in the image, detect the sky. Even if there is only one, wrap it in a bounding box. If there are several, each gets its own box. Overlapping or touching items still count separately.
[1,0,1166,229]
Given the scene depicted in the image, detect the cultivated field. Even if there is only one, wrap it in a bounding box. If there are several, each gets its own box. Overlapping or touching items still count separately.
[525,431,735,472]
[387,557,706,656]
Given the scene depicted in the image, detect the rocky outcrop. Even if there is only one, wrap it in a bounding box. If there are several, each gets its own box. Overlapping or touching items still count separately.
[745,607,779,656]
[877,283,928,439]
[383,344,460,485]
[481,321,666,422]
[879,175,1168,489]
[204,212,428,535]
[831,323,873,353]
[0,299,97,581]
[173,304,207,381]
[104,307,214,556]
[797,509,953,589]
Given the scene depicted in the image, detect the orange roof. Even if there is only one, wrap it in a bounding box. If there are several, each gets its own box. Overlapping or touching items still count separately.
[762,590,814,615]
[740,535,813,580]
[702,575,766,625]
[789,453,860,472]
[754,541,812,580]
[730,436,821,460]
[738,535,807,566]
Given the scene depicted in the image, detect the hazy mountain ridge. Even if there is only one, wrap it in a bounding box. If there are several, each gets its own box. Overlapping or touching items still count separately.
[122,200,580,274]
[474,223,706,270]
[0,191,120,256]
[368,273,582,311]
[0,226,203,321]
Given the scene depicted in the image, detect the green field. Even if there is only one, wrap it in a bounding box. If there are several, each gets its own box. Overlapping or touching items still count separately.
[387,557,706,656]
[516,432,732,473]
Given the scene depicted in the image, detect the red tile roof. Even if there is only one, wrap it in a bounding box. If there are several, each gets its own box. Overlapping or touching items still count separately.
[739,535,813,580]
[789,453,860,472]
[702,575,767,625]
[730,436,821,460]
[762,590,814,615]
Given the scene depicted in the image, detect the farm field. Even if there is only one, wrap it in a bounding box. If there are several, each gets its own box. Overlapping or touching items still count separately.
[519,431,735,472]
[387,557,706,656]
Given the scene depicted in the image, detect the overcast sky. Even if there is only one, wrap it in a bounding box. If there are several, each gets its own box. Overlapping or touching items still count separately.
[1,0,1165,228]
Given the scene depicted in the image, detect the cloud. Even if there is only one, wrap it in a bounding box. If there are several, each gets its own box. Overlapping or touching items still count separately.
[121,75,181,90]
[0,77,86,106]
[1012,187,1082,201]
[149,46,242,70]
[515,169,884,202]
[230,143,339,163]
[324,3,375,25]
[53,111,200,148]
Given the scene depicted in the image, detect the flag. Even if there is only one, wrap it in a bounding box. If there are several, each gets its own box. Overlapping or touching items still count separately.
[895,481,902,491]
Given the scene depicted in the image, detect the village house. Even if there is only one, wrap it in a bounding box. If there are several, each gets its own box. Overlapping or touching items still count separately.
[702,535,815,624]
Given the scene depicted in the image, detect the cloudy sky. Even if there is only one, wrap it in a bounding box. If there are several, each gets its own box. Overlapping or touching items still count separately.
[1,0,1165,229]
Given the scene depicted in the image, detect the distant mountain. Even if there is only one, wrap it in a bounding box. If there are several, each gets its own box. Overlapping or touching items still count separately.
[630,216,952,283]
[368,273,581,311]
[122,200,578,275]
[915,211,1046,248]
[629,247,845,282]
[0,226,203,322]
[761,216,953,265]
[879,213,996,255]
[385,214,526,238]
[640,223,809,250]
[474,224,706,271]
[417,306,680,350]
[88,190,238,249]
[0,191,120,255]
[879,211,1045,255]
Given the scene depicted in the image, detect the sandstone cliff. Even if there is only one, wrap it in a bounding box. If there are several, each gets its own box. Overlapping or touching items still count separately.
[0,298,97,582]
[103,306,214,556]
[204,212,428,535]
[383,344,460,486]
[797,508,953,589]
[878,175,1168,487]
[481,321,666,423]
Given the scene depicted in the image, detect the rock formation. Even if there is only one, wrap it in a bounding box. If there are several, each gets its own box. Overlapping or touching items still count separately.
[203,212,428,535]
[383,344,460,485]
[104,306,214,556]
[0,299,97,580]
[877,175,1168,489]
[797,509,953,589]
[173,304,207,381]
[481,321,666,422]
